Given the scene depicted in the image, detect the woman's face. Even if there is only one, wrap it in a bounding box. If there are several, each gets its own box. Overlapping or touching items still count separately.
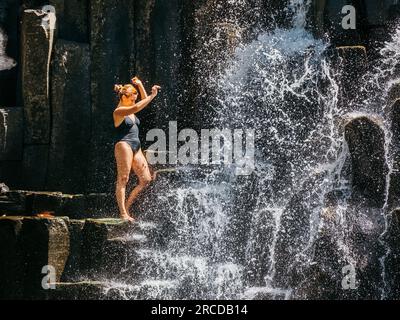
[121,87,138,104]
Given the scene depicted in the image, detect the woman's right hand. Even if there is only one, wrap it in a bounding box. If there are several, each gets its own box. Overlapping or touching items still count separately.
[151,85,161,97]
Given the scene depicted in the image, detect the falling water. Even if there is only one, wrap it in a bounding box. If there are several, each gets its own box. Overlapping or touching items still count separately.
[211,0,351,298]
[0,109,7,151]
[0,27,15,151]
[97,0,400,299]
[0,28,16,71]
[366,27,400,299]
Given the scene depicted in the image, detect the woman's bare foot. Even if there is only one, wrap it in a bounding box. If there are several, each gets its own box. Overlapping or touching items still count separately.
[120,214,135,223]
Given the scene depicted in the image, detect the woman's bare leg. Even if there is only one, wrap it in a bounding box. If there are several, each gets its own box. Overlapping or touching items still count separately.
[126,149,153,213]
[115,142,134,222]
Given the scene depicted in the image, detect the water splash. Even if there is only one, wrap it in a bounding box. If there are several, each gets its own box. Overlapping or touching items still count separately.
[0,109,8,150]
[98,0,400,299]
[211,0,397,298]
[0,28,16,71]
[370,28,400,299]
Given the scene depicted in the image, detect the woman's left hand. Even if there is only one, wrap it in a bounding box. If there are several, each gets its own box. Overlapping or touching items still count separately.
[131,77,142,85]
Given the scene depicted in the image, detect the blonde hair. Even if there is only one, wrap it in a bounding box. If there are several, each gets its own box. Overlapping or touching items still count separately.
[114,84,138,99]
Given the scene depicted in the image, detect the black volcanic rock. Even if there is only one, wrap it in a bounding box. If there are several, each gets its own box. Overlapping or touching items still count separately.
[20,9,55,144]
[345,116,388,207]
[47,40,91,193]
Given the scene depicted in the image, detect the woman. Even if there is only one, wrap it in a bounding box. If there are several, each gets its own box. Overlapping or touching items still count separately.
[113,77,161,222]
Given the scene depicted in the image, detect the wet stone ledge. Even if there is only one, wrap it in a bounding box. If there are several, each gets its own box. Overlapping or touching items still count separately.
[0,216,160,299]
[44,281,107,300]
[80,219,160,278]
[0,191,117,219]
[0,216,70,299]
[344,115,388,207]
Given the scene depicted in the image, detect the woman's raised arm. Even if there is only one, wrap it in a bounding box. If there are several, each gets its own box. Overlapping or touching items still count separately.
[113,85,161,117]
[132,77,148,99]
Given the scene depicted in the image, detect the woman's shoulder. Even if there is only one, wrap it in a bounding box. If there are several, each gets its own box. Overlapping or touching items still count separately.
[113,113,126,128]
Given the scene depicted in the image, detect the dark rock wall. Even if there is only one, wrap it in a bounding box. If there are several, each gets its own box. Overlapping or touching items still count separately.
[47,40,91,193]
[312,0,399,46]
[88,0,136,192]
[0,0,185,193]
[345,116,388,207]
[1,0,400,194]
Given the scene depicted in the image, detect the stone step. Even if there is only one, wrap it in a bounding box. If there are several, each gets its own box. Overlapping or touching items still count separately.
[0,193,23,215]
[98,246,209,286]
[44,281,110,300]
[105,279,179,300]
[0,200,15,205]
[0,216,71,299]
[133,250,209,281]
[0,215,170,299]
[45,279,179,300]
[1,191,118,219]
[82,218,159,240]
[241,287,290,300]
[80,219,162,277]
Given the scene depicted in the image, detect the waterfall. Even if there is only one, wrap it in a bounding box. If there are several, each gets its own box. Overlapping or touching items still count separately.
[98,0,400,299]
[211,0,349,298]
[0,109,7,151]
[0,28,16,71]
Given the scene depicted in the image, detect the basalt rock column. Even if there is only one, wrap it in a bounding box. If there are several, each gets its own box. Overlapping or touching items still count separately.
[21,9,55,144]
[313,0,398,46]
[20,217,70,299]
[88,0,135,193]
[0,217,24,299]
[181,0,247,130]
[133,0,185,135]
[47,40,91,193]
[51,0,89,43]
[336,46,368,108]
[344,116,388,207]
[313,0,363,45]
[20,9,56,190]
[22,1,89,42]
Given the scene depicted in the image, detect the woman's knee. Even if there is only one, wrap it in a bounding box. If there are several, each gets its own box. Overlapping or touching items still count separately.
[117,174,129,186]
[139,175,152,187]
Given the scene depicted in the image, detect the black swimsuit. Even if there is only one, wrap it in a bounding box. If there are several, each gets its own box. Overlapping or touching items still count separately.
[115,115,141,152]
